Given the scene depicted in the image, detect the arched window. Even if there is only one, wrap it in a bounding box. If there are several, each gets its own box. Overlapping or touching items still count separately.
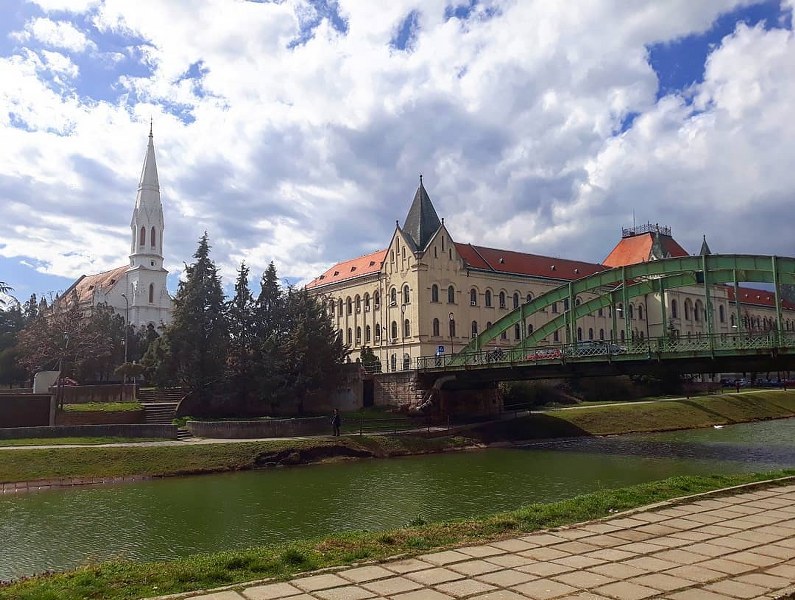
[588,328,594,340]
[551,302,558,314]
[577,327,582,341]
[620,330,625,342]
[150,226,156,248]
[684,300,691,321]
[470,289,477,306]
[526,293,532,304]
[694,300,702,322]
[563,298,569,311]
[139,226,146,246]
[346,328,352,344]
[148,283,154,303]
[390,354,397,371]
[347,297,352,315]
[356,326,361,343]
[433,318,440,336]
[499,291,506,309]
[390,287,397,306]
[628,305,634,320]
[390,321,398,339]
[513,293,520,309]
[355,295,361,313]
[471,321,478,337]
[364,293,370,311]
[329,300,335,316]
[500,330,507,340]
[671,299,678,319]
[514,324,521,340]
[434,247,437,258]
[403,285,410,304]
[599,328,605,340]
[719,305,725,323]
[403,319,410,338]
[365,325,371,342]
[730,314,736,327]
[553,330,559,342]
[338,299,343,314]
[449,319,456,338]
[485,290,492,307]
[374,291,380,307]
[575,297,581,306]
[598,307,604,317]
[441,236,445,251]
[431,284,439,303]
[486,321,492,330]
[375,323,381,339]
[638,305,643,320]
[447,285,455,304]
[527,323,534,335]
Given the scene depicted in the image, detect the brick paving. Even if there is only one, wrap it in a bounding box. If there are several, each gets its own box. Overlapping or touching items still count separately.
[154,482,795,600]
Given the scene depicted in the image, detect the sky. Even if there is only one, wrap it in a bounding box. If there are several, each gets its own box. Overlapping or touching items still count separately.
[1,0,794,303]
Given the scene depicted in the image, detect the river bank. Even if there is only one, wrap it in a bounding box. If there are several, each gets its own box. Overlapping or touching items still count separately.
[2,471,794,600]
[2,390,794,488]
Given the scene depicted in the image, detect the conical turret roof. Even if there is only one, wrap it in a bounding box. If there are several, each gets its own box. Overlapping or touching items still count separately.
[131,123,163,226]
[700,235,712,256]
[401,175,441,251]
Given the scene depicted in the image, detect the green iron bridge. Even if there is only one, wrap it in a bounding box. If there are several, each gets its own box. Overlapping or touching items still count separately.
[415,254,795,386]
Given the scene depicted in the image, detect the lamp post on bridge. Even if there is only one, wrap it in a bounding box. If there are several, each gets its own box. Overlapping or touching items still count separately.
[121,293,129,387]
[449,312,455,365]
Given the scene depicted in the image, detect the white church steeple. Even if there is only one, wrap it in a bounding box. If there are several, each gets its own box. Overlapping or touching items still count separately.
[130,121,165,270]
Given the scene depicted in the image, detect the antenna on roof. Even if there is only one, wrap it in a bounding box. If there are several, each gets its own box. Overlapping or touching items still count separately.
[419,173,423,185]
[632,209,636,230]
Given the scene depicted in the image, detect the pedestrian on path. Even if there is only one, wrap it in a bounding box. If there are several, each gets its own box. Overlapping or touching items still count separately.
[331,408,341,437]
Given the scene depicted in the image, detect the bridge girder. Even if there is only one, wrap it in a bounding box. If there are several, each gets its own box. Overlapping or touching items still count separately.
[454,254,795,364]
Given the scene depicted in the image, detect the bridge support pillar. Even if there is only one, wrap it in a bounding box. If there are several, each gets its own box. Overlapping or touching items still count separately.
[437,382,502,418]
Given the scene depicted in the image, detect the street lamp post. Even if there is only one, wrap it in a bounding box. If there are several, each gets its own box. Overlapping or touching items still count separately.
[121,293,129,388]
[448,312,454,364]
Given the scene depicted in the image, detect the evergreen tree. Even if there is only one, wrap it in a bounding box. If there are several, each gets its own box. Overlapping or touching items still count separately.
[252,261,286,405]
[226,261,256,405]
[166,233,228,404]
[282,287,348,413]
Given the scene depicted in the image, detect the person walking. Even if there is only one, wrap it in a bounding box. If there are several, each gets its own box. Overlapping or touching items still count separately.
[331,408,341,437]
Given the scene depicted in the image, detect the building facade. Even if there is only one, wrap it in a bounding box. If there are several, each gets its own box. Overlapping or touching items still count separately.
[308,180,795,371]
[61,126,173,328]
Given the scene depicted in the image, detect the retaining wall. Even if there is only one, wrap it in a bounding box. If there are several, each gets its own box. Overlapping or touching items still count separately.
[55,410,144,426]
[58,384,137,404]
[0,394,53,427]
[186,416,330,439]
[0,424,177,440]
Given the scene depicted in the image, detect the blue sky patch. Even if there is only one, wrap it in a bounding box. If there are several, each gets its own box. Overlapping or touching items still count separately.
[391,10,420,51]
[648,0,787,99]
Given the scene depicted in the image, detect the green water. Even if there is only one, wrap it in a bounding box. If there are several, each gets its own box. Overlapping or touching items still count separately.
[1,418,794,580]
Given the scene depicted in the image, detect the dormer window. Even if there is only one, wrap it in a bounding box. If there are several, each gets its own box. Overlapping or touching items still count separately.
[139,226,146,246]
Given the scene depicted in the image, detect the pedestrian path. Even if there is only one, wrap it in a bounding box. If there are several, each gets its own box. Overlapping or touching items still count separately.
[156,481,795,600]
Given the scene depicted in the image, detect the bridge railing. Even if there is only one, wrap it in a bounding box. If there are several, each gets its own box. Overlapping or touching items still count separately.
[416,331,795,371]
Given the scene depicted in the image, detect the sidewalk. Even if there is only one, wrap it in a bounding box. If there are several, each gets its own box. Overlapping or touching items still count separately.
[156,481,795,600]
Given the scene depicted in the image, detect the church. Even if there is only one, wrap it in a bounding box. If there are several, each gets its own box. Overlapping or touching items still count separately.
[61,125,173,328]
[308,178,795,372]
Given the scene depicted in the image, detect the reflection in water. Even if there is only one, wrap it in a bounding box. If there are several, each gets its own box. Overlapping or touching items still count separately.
[1,417,793,580]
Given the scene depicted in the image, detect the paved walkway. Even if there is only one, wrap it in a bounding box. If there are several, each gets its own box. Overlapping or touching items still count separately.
[158,481,795,600]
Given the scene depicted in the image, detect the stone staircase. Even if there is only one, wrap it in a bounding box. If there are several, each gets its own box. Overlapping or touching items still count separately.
[136,387,186,403]
[140,402,179,425]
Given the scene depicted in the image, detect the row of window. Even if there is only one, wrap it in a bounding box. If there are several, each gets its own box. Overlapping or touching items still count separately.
[342,319,411,345]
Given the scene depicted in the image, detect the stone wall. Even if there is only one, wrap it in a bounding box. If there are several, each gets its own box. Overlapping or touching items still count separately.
[186,417,330,439]
[0,394,52,427]
[58,384,137,404]
[0,424,177,440]
[55,410,144,426]
[373,372,417,408]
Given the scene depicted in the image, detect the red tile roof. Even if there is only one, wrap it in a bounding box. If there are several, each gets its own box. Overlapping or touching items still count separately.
[306,250,387,289]
[62,265,128,304]
[456,243,605,280]
[603,233,689,267]
[726,285,795,310]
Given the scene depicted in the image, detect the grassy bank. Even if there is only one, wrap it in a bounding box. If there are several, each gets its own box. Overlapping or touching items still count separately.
[61,402,142,412]
[0,438,162,448]
[0,435,471,484]
[2,470,792,600]
[470,390,795,442]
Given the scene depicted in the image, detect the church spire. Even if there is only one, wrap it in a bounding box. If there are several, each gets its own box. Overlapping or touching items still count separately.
[401,175,442,251]
[699,235,712,256]
[130,125,165,270]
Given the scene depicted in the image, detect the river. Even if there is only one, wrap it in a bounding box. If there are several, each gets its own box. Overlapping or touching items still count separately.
[1,418,794,580]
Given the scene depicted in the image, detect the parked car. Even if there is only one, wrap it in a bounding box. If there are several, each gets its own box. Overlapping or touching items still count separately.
[525,348,562,361]
[565,341,626,357]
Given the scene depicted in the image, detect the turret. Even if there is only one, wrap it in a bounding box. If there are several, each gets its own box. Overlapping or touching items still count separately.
[130,123,165,270]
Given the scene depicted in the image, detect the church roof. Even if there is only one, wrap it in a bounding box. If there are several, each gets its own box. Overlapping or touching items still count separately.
[306,250,387,289]
[401,177,441,252]
[456,244,605,281]
[602,231,689,267]
[62,265,128,304]
[726,286,795,310]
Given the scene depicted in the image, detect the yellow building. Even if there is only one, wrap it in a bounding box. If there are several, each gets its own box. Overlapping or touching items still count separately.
[308,179,795,372]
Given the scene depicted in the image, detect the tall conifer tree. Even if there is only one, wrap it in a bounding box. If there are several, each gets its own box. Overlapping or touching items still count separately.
[226,261,255,405]
[253,261,285,405]
[167,233,228,404]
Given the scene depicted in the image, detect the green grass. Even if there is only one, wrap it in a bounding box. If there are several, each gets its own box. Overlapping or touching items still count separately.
[470,390,795,442]
[61,403,142,413]
[0,438,162,448]
[0,435,470,484]
[1,470,791,600]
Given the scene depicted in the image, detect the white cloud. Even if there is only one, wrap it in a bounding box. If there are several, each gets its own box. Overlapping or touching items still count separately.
[1,0,794,296]
[25,0,99,13]
[13,17,97,53]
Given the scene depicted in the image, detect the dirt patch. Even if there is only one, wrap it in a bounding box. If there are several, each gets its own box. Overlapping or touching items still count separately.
[254,444,374,467]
